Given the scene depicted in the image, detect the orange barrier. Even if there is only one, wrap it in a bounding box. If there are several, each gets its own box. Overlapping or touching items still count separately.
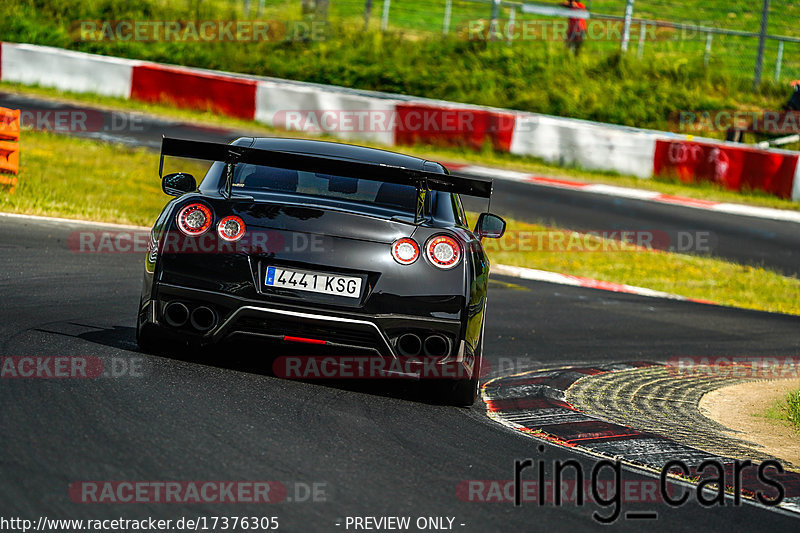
[0,108,20,141]
[0,108,20,191]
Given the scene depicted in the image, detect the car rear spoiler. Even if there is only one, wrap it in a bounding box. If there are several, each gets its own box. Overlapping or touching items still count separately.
[159,137,493,200]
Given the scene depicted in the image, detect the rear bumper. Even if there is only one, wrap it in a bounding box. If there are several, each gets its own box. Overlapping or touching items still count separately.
[140,283,471,369]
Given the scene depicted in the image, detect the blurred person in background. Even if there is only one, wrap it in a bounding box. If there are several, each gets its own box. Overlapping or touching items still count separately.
[784,80,800,111]
[562,0,588,55]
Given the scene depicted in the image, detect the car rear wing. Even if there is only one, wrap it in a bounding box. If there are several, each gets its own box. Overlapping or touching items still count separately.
[159,137,493,201]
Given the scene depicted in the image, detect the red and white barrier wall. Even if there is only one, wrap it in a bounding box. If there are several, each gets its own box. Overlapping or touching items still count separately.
[509,114,659,179]
[2,42,799,201]
[652,138,800,199]
[255,80,398,146]
[0,43,137,98]
[132,64,258,120]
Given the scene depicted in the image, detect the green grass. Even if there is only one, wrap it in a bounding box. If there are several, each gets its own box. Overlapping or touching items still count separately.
[0,0,795,133]
[317,0,800,85]
[0,130,208,226]
[3,129,800,316]
[475,214,800,316]
[330,0,800,37]
[764,384,800,430]
[785,387,800,429]
[5,81,800,212]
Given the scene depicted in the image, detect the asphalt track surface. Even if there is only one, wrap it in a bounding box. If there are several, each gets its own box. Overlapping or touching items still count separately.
[2,91,800,530]
[2,216,800,531]
[3,90,800,277]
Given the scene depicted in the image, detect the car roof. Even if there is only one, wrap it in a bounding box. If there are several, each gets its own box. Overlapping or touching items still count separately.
[235,137,437,172]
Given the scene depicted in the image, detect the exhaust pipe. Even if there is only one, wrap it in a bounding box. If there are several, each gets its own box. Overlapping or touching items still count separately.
[423,334,451,358]
[164,302,189,328]
[190,306,217,332]
[396,333,422,357]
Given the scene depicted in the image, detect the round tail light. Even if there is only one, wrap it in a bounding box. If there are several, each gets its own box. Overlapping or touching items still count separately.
[176,203,212,236]
[426,235,461,269]
[391,238,419,265]
[217,215,246,242]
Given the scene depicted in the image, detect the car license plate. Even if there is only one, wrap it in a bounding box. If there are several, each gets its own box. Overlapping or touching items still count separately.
[265,266,362,298]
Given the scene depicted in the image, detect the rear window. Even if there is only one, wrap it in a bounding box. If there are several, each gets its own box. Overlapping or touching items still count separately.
[231,164,417,213]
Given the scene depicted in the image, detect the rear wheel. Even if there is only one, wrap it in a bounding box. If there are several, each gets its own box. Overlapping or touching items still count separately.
[136,321,163,354]
[137,322,205,360]
[430,332,483,407]
[448,353,482,406]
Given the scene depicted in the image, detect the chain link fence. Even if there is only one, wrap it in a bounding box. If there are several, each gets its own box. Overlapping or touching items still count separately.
[582,0,800,85]
[263,0,799,86]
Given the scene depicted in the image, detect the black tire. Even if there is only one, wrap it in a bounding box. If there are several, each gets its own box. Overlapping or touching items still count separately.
[448,351,482,407]
[136,321,166,355]
[429,333,483,407]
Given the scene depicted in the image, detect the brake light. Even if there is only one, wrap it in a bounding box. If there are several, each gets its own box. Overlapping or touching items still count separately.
[176,203,212,236]
[426,235,461,269]
[217,215,246,242]
[391,238,419,265]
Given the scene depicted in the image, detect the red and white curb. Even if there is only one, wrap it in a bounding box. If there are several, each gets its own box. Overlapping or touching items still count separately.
[482,363,800,514]
[491,264,716,305]
[448,163,800,224]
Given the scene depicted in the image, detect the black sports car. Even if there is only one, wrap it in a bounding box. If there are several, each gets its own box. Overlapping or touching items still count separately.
[137,136,506,405]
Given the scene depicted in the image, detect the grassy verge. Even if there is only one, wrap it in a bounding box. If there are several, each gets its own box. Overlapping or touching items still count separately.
[787,388,800,429]
[475,214,800,316]
[0,130,208,226]
[4,81,800,213]
[1,0,792,132]
[3,130,800,315]
[765,385,800,430]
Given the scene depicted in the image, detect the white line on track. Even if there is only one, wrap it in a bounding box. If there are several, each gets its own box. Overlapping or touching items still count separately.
[0,212,720,306]
[491,264,715,305]
[0,212,149,230]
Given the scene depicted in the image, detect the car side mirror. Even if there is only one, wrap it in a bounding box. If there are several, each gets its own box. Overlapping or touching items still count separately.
[474,212,506,239]
[162,172,197,196]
